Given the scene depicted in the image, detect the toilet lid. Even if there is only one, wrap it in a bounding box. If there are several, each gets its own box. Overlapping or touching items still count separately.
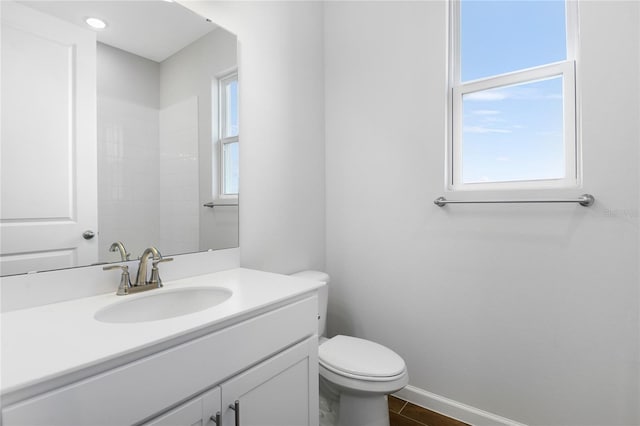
[319,335,406,378]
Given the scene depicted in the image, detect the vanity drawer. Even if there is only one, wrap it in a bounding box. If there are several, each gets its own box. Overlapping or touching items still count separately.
[2,296,317,426]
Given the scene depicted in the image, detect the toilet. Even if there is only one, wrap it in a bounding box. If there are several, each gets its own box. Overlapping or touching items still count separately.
[291,271,409,426]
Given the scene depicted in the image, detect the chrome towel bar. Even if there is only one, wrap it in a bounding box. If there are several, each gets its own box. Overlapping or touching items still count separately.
[203,202,239,208]
[434,193,595,207]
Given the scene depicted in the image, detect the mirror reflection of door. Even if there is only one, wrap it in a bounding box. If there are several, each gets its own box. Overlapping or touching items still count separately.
[1,2,98,275]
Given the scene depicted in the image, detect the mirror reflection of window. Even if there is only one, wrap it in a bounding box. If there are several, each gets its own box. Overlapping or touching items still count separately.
[219,73,239,197]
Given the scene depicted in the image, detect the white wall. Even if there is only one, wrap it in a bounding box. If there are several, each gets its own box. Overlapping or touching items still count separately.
[160,28,238,251]
[181,1,326,273]
[325,1,639,425]
[97,43,161,260]
[183,0,639,423]
[158,97,200,254]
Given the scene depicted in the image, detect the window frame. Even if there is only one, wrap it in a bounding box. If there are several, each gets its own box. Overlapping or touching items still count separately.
[447,0,580,192]
[218,71,239,199]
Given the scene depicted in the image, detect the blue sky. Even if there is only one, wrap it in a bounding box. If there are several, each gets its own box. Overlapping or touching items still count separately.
[460,0,567,184]
[226,80,239,138]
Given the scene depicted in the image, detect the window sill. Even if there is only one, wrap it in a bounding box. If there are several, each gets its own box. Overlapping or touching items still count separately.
[214,196,238,206]
[447,177,579,193]
[442,184,586,203]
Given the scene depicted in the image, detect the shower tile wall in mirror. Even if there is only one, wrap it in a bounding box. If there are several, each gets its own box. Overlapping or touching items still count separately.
[0,0,239,276]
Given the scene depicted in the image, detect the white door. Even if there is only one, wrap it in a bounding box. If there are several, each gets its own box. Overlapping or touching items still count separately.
[1,1,98,275]
[220,338,319,426]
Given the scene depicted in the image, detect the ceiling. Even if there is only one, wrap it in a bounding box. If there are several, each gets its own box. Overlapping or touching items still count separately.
[19,1,219,62]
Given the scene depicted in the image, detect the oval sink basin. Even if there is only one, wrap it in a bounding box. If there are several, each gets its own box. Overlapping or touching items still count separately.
[95,287,232,323]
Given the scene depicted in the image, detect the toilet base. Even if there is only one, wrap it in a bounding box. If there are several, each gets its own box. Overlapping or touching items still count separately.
[319,382,339,426]
[320,376,391,426]
[338,393,389,426]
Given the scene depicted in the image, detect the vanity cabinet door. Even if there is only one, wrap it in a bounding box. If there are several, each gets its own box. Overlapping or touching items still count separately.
[220,337,319,426]
[144,387,221,426]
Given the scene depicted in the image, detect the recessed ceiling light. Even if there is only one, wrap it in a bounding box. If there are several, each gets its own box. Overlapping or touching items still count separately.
[85,17,107,30]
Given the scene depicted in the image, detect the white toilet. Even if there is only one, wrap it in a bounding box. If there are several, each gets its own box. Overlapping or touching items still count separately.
[291,271,409,426]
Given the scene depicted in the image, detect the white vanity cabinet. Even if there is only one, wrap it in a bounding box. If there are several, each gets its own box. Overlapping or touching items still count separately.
[144,388,221,426]
[2,294,319,426]
[219,337,318,426]
[143,337,318,426]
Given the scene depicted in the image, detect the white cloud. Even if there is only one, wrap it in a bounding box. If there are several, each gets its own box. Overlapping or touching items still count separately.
[463,126,512,134]
[472,109,501,115]
[496,156,510,162]
[506,87,562,101]
[465,86,562,103]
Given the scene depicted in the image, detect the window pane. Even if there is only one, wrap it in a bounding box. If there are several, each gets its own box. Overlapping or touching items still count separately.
[224,80,239,138]
[461,76,564,184]
[461,0,566,82]
[223,141,239,194]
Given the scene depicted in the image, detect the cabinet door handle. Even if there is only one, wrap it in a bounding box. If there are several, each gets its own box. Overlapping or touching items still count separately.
[210,411,221,425]
[229,400,240,425]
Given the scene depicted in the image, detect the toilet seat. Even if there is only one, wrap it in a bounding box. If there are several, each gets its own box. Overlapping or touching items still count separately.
[319,363,408,394]
[319,335,407,383]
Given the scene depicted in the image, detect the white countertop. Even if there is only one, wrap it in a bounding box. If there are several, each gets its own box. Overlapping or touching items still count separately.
[1,268,322,400]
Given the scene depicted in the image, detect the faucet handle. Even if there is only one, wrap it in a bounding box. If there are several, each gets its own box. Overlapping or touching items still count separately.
[103,264,132,295]
[149,257,173,288]
[152,257,173,267]
[103,264,128,271]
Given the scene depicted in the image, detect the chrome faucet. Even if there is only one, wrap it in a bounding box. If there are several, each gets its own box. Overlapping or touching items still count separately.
[108,241,130,262]
[103,246,172,295]
[135,247,162,286]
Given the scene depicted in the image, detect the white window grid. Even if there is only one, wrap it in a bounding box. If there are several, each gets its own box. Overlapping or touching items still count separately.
[447,0,580,192]
[219,71,238,198]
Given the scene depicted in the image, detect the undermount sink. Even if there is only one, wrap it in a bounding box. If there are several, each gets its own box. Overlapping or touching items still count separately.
[94,287,233,323]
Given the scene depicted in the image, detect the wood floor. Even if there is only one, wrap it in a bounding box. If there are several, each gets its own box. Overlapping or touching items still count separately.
[389,396,469,426]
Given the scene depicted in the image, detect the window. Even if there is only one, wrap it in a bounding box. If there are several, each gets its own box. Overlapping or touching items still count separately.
[448,0,578,190]
[219,72,239,196]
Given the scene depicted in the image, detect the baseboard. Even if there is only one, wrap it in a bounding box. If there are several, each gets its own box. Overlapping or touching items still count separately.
[394,385,528,426]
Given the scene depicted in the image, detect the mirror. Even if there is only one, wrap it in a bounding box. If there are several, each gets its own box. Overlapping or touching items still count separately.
[0,0,239,276]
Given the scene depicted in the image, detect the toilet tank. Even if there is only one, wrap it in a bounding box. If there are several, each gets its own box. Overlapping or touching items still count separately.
[290,270,329,337]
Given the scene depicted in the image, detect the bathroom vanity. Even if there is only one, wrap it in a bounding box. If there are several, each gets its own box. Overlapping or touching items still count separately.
[1,268,322,426]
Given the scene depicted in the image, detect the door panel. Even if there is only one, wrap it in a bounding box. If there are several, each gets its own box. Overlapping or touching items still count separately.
[1,1,98,274]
